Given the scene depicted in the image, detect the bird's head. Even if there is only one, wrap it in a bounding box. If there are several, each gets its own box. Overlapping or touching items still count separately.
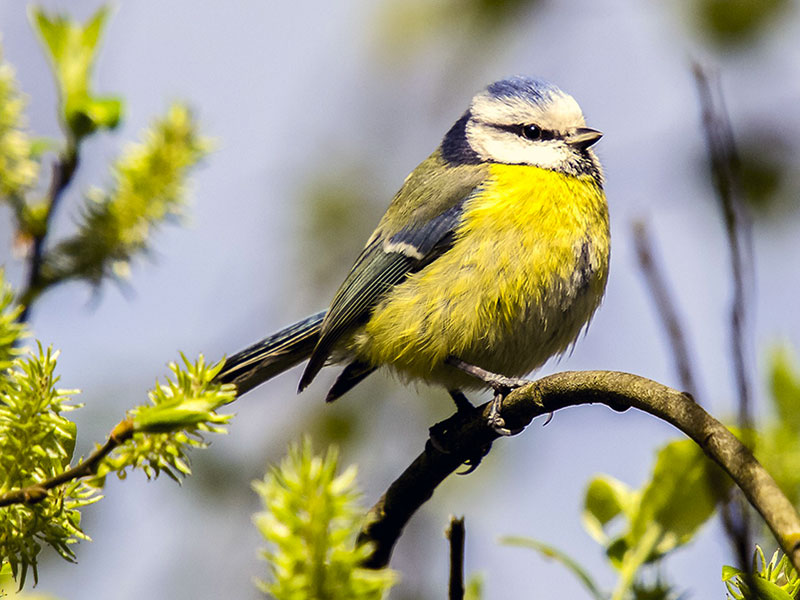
[442,76,603,182]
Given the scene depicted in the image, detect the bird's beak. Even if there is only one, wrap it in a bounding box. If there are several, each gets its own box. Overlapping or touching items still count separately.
[568,127,603,150]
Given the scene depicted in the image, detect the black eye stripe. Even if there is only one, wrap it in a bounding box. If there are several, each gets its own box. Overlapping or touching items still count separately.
[493,123,557,141]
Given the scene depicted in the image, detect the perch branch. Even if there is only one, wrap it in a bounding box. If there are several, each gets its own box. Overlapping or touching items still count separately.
[358,371,800,573]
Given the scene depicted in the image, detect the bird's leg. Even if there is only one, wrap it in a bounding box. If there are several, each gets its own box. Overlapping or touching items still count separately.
[445,356,529,436]
[445,356,529,391]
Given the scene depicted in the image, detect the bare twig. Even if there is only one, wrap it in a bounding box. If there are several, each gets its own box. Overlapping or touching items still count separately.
[0,418,133,507]
[446,516,466,600]
[358,371,800,574]
[18,148,79,322]
[692,63,753,432]
[693,61,755,571]
[633,220,700,400]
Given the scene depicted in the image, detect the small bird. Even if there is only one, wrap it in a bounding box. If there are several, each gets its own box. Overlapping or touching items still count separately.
[216,76,609,434]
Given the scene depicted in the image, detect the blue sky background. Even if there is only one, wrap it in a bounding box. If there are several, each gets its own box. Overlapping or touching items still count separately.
[1,0,799,598]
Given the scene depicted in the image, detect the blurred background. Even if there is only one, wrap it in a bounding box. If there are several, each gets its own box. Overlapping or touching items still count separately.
[1,0,799,597]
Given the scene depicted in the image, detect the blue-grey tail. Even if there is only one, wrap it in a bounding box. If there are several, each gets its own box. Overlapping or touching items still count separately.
[214,310,326,396]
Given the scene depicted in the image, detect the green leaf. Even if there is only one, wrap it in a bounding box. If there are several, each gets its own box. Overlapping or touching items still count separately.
[748,579,795,600]
[722,564,744,582]
[629,438,731,557]
[501,536,605,600]
[29,5,122,142]
[582,475,636,545]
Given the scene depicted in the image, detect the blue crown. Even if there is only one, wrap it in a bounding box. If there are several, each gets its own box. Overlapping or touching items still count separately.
[485,76,561,106]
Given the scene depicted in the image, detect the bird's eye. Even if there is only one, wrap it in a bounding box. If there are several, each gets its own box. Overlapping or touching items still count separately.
[520,124,542,141]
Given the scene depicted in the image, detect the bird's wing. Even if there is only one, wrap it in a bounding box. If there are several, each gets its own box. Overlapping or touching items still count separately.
[298,153,488,390]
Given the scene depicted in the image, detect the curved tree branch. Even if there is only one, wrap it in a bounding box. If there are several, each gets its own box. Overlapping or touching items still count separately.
[358,370,800,573]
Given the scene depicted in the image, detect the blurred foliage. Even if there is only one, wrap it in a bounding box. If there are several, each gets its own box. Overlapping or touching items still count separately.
[2,7,211,311]
[504,438,731,599]
[376,0,540,58]
[299,164,381,295]
[30,6,122,144]
[754,346,800,508]
[629,579,679,600]
[252,438,397,599]
[464,573,484,600]
[736,129,793,214]
[695,127,798,217]
[585,440,731,575]
[688,0,791,47]
[724,546,800,599]
[0,47,39,204]
[40,103,210,290]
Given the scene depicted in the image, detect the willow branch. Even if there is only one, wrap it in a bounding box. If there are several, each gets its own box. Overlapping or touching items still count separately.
[0,418,133,507]
[358,371,800,573]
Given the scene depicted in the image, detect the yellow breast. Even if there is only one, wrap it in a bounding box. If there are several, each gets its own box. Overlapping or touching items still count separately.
[351,164,610,389]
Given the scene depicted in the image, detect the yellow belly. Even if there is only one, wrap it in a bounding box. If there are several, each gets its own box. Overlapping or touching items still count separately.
[349,164,610,390]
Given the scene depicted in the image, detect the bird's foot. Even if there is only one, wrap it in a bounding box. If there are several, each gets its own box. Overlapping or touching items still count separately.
[445,357,529,436]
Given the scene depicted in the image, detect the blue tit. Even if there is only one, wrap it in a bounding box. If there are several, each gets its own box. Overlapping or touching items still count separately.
[216,76,609,433]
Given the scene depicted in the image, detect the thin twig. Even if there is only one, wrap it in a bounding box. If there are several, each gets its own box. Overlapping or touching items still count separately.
[693,61,755,572]
[446,516,466,600]
[0,418,133,507]
[633,220,700,400]
[18,147,79,322]
[358,371,800,574]
[692,63,753,432]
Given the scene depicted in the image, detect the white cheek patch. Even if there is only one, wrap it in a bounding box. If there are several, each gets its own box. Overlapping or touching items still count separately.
[465,123,569,169]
